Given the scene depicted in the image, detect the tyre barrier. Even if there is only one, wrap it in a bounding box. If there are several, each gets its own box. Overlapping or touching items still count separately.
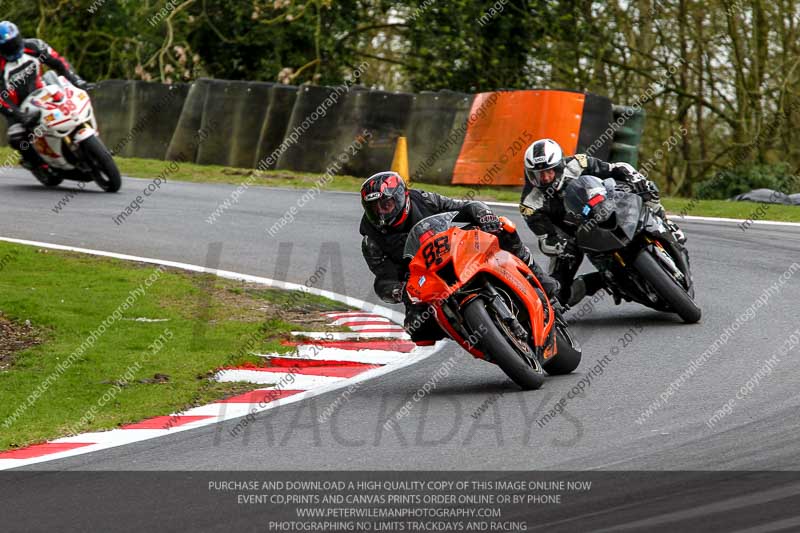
[0,78,644,186]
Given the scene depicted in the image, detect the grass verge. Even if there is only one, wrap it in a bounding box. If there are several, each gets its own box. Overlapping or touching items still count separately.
[2,146,798,222]
[662,197,800,223]
[0,240,350,450]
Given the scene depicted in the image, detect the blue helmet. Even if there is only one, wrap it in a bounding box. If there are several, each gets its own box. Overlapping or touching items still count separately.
[0,21,24,61]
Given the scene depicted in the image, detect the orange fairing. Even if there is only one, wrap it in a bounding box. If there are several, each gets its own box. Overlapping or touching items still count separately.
[452,90,585,186]
[406,227,554,351]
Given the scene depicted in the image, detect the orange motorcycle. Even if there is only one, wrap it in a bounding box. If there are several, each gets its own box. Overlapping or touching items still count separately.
[404,212,582,390]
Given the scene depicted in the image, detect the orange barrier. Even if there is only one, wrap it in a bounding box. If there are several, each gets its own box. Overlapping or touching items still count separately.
[0,81,619,183]
[452,90,586,186]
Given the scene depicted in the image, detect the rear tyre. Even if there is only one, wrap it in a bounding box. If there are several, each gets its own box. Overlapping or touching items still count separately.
[544,319,582,375]
[464,299,545,390]
[634,249,701,323]
[33,170,63,188]
[80,135,121,192]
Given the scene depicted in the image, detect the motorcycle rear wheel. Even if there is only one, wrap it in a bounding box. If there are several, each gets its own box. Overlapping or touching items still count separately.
[464,298,545,390]
[544,319,582,375]
[634,249,701,323]
[81,135,121,192]
[33,170,63,188]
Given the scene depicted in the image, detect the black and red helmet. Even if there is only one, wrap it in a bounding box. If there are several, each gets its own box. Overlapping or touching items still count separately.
[361,171,410,229]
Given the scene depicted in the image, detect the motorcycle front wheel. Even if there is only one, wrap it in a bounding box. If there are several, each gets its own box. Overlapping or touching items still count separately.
[464,298,545,390]
[80,135,121,192]
[634,248,701,323]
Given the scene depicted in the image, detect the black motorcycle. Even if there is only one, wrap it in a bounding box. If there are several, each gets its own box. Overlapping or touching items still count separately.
[562,175,700,323]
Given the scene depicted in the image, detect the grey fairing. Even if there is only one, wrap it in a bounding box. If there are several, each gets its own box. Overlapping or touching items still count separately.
[576,223,627,252]
[575,193,642,253]
[617,193,643,240]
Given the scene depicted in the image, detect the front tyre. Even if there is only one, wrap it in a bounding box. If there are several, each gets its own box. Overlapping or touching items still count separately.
[634,248,701,323]
[464,298,545,390]
[80,135,121,192]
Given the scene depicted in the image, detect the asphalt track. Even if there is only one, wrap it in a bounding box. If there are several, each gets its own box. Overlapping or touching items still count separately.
[2,171,800,471]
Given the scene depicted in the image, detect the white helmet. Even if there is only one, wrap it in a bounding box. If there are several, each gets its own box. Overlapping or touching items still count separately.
[524,139,566,190]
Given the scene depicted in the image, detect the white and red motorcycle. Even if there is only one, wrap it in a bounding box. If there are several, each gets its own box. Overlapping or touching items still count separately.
[18,71,121,192]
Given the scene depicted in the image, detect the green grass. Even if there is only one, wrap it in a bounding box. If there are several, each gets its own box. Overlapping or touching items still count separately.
[3,145,798,221]
[662,197,800,222]
[0,241,350,450]
[0,146,523,202]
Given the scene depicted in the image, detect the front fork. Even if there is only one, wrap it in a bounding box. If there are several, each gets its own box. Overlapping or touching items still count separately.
[481,281,546,363]
[480,282,525,337]
[444,283,523,341]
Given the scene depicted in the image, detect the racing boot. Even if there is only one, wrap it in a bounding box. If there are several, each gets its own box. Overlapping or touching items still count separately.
[567,272,606,307]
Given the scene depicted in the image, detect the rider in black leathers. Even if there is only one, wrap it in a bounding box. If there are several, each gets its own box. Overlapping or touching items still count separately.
[519,138,685,306]
[360,171,559,342]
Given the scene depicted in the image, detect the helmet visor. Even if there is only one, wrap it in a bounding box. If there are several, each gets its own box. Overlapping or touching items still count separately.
[374,197,397,217]
[526,166,561,188]
[525,167,542,186]
[363,190,404,227]
[0,33,22,60]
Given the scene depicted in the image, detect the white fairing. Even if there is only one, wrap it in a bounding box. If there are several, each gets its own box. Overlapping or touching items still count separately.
[18,75,98,169]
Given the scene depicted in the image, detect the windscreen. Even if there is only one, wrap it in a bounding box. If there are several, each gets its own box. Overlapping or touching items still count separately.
[564,175,608,217]
[402,212,460,260]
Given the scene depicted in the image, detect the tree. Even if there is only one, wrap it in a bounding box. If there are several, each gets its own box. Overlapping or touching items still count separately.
[8,0,800,193]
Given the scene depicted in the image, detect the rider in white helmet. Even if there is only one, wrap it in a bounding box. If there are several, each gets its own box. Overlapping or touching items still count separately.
[519,138,685,306]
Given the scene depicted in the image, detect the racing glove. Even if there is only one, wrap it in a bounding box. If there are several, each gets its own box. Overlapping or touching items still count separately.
[477,212,502,233]
[391,282,407,304]
[627,179,660,203]
[643,181,660,202]
[630,179,648,194]
[610,162,637,181]
[75,80,96,91]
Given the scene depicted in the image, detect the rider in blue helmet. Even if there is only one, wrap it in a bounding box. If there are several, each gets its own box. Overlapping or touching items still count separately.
[0,21,92,174]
